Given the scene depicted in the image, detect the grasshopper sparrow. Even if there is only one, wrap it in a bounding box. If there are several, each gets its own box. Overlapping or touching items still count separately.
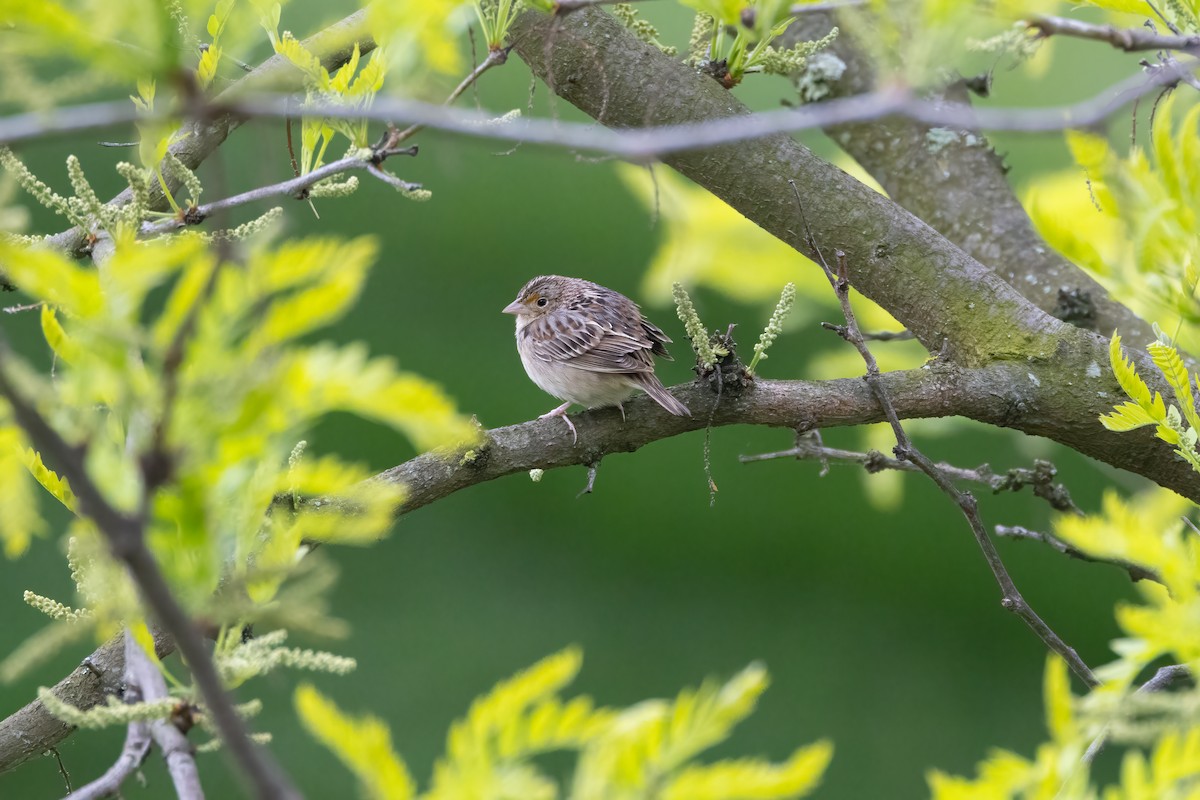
[503,275,691,442]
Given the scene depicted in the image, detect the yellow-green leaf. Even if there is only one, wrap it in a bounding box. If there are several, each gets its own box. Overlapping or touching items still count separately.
[0,427,43,557]
[23,447,76,513]
[662,739,833,800]
[0,241,103,318]
[294,683,415,800]
[1148,340,1200,431]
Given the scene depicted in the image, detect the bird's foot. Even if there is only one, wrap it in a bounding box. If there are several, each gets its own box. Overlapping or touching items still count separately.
[539,402,577,444]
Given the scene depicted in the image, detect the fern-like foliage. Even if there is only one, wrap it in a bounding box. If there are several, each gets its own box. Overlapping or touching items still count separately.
[298,648,831,800]
[1100,333,1200,472]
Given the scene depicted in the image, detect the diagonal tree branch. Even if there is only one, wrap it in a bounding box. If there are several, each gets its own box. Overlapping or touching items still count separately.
[507,6,1200,500]
[800,218,1095,684]
[785,10,1165,353]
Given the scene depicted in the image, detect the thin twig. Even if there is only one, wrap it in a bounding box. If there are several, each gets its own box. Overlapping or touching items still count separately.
[0,338,298,800]
[48,748,71,795]
[4,57,1196,157]
[742,441,1080,513]
[995,525,1161,584]
[790,179,1099,689]
[577,462,600,497]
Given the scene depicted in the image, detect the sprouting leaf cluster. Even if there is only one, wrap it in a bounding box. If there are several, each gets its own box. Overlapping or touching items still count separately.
[682,0,837,85]
[258,5,387,172]
[1100,332,1200,472]
[297,647,833,800]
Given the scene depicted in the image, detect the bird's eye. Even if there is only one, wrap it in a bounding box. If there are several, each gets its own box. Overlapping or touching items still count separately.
[536,297,549,307]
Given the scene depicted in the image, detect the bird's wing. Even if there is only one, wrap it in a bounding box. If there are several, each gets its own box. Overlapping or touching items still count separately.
[521,308,660,374]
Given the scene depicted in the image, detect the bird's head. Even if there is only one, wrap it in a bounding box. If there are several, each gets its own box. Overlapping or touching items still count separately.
[502,275,568,320]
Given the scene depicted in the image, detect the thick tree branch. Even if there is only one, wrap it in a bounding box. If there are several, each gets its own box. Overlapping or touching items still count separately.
[0,353,1190,769]
[0,629,172,775]
[787,10,1164,351]
[507,6,1200,501]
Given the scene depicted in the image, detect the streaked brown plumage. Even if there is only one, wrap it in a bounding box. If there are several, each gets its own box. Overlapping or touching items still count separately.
[503,275,690,442]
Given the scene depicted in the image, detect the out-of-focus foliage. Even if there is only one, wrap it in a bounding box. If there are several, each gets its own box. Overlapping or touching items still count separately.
[682,0,839,85]
[1080,0,1200,32]
[0,172,478,731]
[298,648,833,800]
[1027,96,1200,354]
[830,0,1060,86]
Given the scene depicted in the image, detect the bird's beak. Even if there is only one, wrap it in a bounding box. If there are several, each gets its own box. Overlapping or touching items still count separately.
[502,299,524,315]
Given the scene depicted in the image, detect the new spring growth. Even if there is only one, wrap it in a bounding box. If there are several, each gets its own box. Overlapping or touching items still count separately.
[673,282,720,370]
[747,282,795,375]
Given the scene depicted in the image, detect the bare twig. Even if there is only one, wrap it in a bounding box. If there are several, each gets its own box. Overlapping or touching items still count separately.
[1028,15,1200,53]
[995,525,1161,585]
[133,146,420,238]
[742,441,1080,513]
[48,748,71,794]
[861,329,914,342]
[791,180,1099,688]
[0,338,298,800]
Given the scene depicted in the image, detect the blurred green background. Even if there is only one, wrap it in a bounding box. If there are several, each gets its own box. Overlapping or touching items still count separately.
[0,3,1149,797]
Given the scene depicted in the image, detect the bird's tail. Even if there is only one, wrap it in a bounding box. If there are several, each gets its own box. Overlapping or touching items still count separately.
[631,373,690,417]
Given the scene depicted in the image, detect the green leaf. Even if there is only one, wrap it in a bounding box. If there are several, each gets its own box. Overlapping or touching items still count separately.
[0,427,43,557]
[1108,333,1165,420]
[1148,340,1200,431]
[1100,401,1158,432]
[23,447,76,514]
[40,304,79,365]
[662,739,833,800]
